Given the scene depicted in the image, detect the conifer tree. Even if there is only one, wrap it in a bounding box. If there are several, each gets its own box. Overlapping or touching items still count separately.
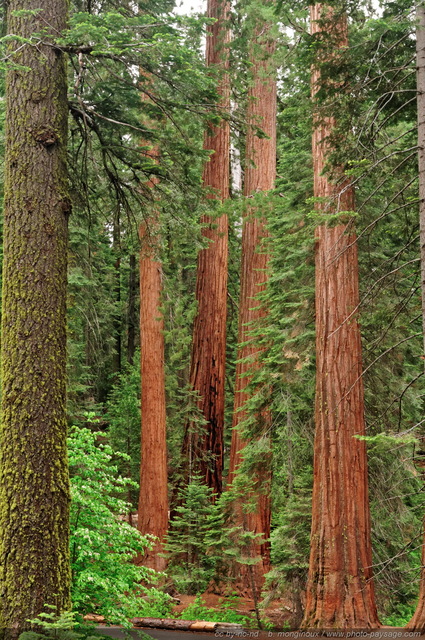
[137,66,168,570]
[138,162,169,571]
[227,5,276,596]
[0,0,71,631]
[301,3,379,629]
[182,0,230,495]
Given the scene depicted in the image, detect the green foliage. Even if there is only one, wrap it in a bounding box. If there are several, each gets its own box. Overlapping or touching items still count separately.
[359,433,423,616]
[68,424,160,626]
[67,211,122,408]
[165,477,231,594]
[179,595,250,625]
[26,606,79,635]
[3,0,425,625]
[129,591,173,619]
[21,606,108,640]
[106,360,141,507]
[20,606,119,640]
[268,467,312,627]
[381,602,416,627]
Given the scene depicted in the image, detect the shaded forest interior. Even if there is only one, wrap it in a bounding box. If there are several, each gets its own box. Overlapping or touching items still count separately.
[2,0,425,635]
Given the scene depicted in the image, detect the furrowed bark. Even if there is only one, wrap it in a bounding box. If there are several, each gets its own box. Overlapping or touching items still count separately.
[301,5,379,629]
[0,0,71,633]
[227,18,276,597]
[127,253,137,365]
[137,121,168,569]
[138,211,168,571]
[182,0,230,496]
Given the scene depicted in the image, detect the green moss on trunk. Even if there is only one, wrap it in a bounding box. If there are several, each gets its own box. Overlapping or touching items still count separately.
[0,0,71,635]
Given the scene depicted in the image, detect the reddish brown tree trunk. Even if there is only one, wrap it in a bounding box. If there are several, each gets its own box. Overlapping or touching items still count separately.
[137,150,168,572]
[227,23,276,598]
[183,0,230,495]
[407,526,425,630]
[127,253,137,365]
[112,213,122,375]
[301,5,379,630]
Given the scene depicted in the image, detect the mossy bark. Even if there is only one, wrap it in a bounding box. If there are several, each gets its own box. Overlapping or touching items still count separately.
[0,0,71,634]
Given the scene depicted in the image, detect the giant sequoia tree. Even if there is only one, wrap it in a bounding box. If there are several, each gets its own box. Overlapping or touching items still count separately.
[183,0,230,495]
[301,4,379,629]
[228,10,276,596]
[138,145,168,572]
[0,0,71,632]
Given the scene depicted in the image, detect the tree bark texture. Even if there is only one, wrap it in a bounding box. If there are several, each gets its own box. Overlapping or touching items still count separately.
[138,153,168,572]
[183,0,230,495]
[127,253,138,365]
[227,23,276,595]
[112,214,122,375]
[301,5,379,630]
[406,3,425,630]
[0,0,71,633]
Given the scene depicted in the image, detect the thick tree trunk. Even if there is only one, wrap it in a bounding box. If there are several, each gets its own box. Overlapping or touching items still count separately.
[406,3,425,630]
[0,0,71,633]
[138,157,168,572]
[227,23,276,597]
[301,5,379,630]
[182,0,230,495]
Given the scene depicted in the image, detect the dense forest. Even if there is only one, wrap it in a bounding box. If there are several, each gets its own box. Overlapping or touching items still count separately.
[1,0,425,635]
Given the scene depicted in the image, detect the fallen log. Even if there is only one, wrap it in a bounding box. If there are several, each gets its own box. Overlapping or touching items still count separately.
[84,614,106,623]
[131,618,243,632]
[215,623,244,629]
[132,618,202,630]
[187,622,218,631]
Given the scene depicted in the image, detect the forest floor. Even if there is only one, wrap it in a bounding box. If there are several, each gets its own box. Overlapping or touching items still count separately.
[171,593,291,629]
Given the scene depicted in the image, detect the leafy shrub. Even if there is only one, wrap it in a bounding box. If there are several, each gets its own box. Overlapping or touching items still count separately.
[381,602,416,627]
[179,595,250,625]
[69,425,165,625]
[127,590,174,619]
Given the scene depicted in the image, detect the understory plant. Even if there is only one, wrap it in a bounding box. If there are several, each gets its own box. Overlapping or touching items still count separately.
[179,595,251,625]
[69,424,167,625]
[165,476,232,594]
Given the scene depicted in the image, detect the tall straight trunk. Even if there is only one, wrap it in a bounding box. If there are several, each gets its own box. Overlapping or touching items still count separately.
[301,4,379,629]
[227,22,276,597]
[137,149,168,572]
[0,0,71,632]
[112,213,122,374]
[183,0,230,495]
[406,3,425,630]
[127,253,137,365]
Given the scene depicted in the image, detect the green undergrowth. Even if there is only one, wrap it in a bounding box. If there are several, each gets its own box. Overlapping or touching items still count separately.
[381,602,416,627]
[128,591,174,619]
[19,607,112,640]
[178,595,251,625]
[68,423,165,626]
